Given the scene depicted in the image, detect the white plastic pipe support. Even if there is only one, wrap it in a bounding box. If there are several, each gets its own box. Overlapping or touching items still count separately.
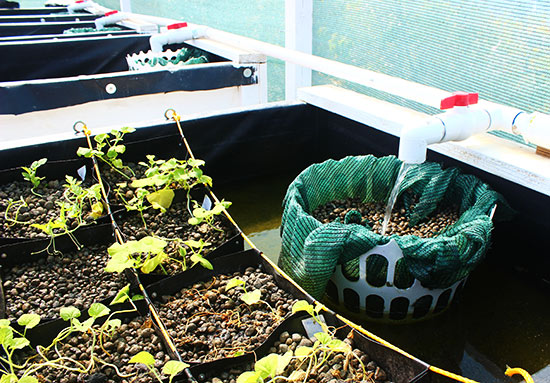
[149,27,207,53]
[94,12,127,30]
[67,1,95,13]
[398,106,491,164]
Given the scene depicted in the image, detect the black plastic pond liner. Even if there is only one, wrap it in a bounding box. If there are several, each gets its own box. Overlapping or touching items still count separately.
[0,28,138,42]
[0,20,99,37]
[187,311,430,383]
[0,63,254,114]
[0,34,151,82]
[0,7,67,16]
[0,13,99,22]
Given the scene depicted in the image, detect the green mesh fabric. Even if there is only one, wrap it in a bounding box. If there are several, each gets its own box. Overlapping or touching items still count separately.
[279,155,507,299]
[63,27,122,34]
[133,48,208,68]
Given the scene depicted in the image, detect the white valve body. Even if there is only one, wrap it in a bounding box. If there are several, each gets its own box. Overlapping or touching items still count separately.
[399,106,490,164]
[67,1,95,13]
[149,27,207,53]
[94,12,126,30]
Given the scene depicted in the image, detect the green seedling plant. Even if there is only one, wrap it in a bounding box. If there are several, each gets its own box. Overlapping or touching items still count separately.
[114,184,150,227]
[225,278,281,321]
[33,303,137,379]
[21,158,47,197]
[105,236,213,275]
[237,300,367,383]
[77,127,136,179]
[124,155,212,216]
[129,351,189,383]
[3,197,28,227]
[0,314,41,383]
[105,236,168,274]
[188,199,232,230]
[174,239,213,272]
[30,176,104,254]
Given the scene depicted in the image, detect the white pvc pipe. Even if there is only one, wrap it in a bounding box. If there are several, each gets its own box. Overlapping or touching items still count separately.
[200,25,451,109]
[94,11,127,30]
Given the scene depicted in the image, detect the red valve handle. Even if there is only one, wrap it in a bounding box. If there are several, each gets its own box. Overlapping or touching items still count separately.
[440,92,479,110]
[167,22,188,30]
[105,10,118,16]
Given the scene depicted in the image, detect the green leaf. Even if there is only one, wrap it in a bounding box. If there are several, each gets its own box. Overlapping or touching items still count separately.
[276,351,293,375]
[225,278,245,291]
[120,126,136,134]
[112,158,123,169]
[241,290,262,305]
[76,147,93,158]
[0,327,13,345]
[0,319,10,327]
[17,313,41,329]
[255,354,279,380]
[105,253,136,273]
[138,236,167,253]
[292,300,314,316]
[314,332,332,345]
[190,253,213,270]
[187,158,205,167]
[327,339,351,353]
[129,351,156,367]
[60,306,81,321]
[233,350,245,357]
[237,371,262,383]
[73,317,95,332]
[162,360,189,377]
[0,374,18,383]
[188,217,201,225]
[19,377,39,383]
[32,158,47,169]
[94,133,109,143]
[295,346,313,358]
[104,319,122,333]
[110,284,131,305]
[132,294,144,301]
[88,303,110,319]
[90,201,104,219]
[147,189,175,211]
[141,252,168,274]
[183,239,206,248]
[9,337,30,350]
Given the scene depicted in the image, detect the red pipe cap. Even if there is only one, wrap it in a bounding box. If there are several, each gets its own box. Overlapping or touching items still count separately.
[167,22,188,30]
[440,92,479,110]
[105,10,118,16]
[75,0,87,3]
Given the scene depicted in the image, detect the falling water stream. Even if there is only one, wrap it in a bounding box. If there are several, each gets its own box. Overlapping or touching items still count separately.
[380,162,412,236]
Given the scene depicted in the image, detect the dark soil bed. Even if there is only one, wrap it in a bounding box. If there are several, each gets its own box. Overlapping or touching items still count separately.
[198,330,390,383]
[156,267,298,363]
[31,315,171,383]
[3,244,127,320]
[312,197,459,238]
